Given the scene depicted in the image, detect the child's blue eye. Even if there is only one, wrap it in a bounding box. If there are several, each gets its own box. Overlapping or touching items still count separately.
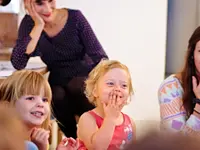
[26,97,34,100]
[107,82,114,86]
[122,84,128,88]
[42,98,48,102]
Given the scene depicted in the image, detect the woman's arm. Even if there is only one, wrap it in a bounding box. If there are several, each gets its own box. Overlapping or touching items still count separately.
[11,15,42,70]
[76,10,108,66]
[158,77,200,136]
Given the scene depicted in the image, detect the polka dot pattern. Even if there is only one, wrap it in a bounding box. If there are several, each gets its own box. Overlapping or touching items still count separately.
[11,9,108,84]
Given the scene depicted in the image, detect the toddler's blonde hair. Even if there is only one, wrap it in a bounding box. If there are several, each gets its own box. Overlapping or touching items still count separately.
[85,59,134,105]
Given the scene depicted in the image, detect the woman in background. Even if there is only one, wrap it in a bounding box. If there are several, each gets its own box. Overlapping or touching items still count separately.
[11,0,108,138]
[158,26,200,136]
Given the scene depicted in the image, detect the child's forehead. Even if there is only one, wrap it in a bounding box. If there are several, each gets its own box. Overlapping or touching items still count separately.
[23,93,44,97]
[23,87,45,96]
[35,0,52,2]
[102,68,128,79]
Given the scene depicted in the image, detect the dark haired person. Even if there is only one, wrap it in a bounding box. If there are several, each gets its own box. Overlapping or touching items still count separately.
[158,26,200,136]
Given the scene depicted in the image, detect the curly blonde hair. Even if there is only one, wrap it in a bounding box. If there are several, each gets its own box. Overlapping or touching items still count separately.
[0,70,52,130]
[85,59,134,105]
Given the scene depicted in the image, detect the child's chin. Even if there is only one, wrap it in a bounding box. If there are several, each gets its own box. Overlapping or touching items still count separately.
[29,121,44,127]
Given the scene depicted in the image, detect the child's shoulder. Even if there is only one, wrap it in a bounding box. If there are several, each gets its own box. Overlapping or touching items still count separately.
[77,110,99,139]
[122,112,132,120]
[79,110,96,123]
[122,113,135,126]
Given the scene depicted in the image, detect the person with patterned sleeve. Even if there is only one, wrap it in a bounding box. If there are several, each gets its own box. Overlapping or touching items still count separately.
[158,26,200,136]
[11,0,108,138]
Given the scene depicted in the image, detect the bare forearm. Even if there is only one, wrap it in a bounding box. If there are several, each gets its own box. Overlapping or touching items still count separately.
[25,25,43,55]
[91,118,115,149]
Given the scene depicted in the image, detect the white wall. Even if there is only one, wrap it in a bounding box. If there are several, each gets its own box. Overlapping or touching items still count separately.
[166,0,198,74]
[19,0,167,138]
[56,0,167,137]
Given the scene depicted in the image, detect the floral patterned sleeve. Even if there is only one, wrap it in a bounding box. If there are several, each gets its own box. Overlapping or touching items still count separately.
[158,75,200,136]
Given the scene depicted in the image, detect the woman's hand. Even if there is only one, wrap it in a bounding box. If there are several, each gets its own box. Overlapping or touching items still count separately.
[24,0,45,26]
[192,76,200,99]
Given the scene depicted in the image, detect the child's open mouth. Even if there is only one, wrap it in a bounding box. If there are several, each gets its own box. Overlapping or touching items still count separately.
[30,111,44,118]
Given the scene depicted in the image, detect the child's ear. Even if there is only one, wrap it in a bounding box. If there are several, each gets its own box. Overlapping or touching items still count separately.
[92,86,98,98]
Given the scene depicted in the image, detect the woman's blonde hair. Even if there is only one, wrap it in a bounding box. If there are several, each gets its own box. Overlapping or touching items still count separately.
[0,70,52,130]
[85,59,134,105]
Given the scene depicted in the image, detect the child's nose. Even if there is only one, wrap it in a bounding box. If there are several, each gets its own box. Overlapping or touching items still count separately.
[114,86,121,92]
[36,102,44,108]
[36,98,44,107]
